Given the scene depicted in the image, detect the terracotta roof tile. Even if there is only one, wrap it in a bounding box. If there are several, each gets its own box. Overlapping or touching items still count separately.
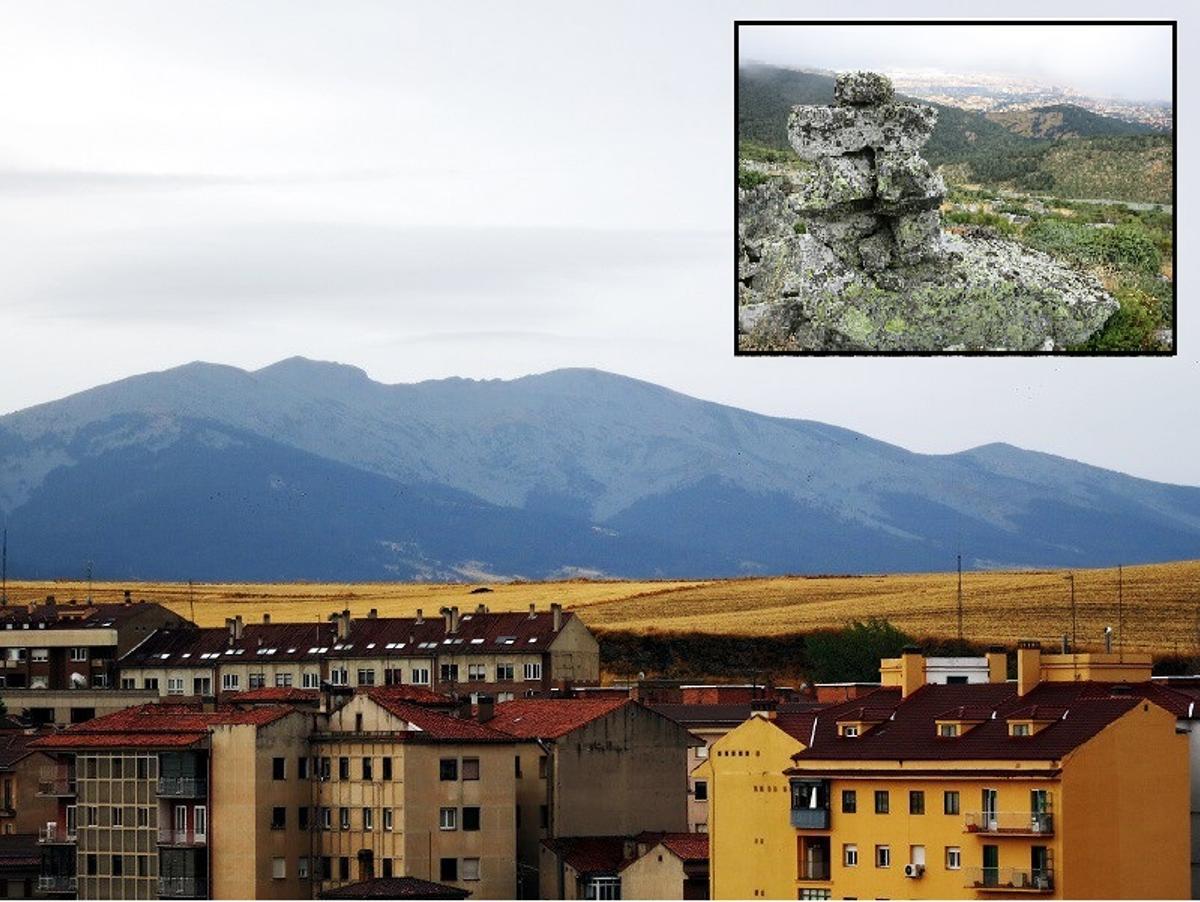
[649,702,825,726]
[541,837,629,876]
[317,876,470,899]
[486,698,632,739]
[233,687,321,703]
[365,693,516,743]
[29,703,298,751]
[658,833,710,862]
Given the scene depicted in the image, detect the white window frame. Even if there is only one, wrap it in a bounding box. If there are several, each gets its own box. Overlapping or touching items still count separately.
[32,648,48,663]
[301,671,320,689]
[194,805,207,841]
[275,672,293,688]
[362,807,373,830]
[946,847,961,870]
[523,662,542,681]
[411,667,430,685]
[329,668,348,686]
[298,857,309,880]
[167,678,184,696]
[221,673,240,691]
[844,844,858,867]
[357,668,375,686]
[876,845,891,868]
[383,809,393,832]
[440,807,457,831]
[70,647,88,662]
[496,663,514,681]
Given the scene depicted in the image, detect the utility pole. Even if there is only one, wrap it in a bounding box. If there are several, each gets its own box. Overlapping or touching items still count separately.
[188,580,196,625]
[85,560,93,604]
[1065,572,1076,652]
[956,554,963,644]
[1117,564,1124,662]
[1,526,7,607]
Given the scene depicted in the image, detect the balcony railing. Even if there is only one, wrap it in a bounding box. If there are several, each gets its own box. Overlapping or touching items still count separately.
[965,867,1054,892]
[36,771,76,796]
[799,861,831,881]
[38,824,77,844]
[158,876,208,898]
[37,875,78,894]
[790,808,831,829]
[158,828,207,846]
[157,776,207,797]
[964,811,1054,835]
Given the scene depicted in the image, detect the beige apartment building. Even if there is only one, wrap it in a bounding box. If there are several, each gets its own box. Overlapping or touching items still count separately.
[30,704,316,900]
[119,604,599,701]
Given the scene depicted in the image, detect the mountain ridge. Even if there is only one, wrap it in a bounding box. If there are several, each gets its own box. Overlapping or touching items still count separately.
[2,358,1197,581]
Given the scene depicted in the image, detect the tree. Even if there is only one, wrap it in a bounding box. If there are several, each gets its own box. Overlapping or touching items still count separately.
[805,618,913,683]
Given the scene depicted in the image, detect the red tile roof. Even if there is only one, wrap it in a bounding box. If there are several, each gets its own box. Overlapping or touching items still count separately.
[317,876,470,899]
[650,702,826,727]
[486,697,632,739]
[234,687,321,703]
[659,833,710,862]
[789,681,1170,764]
[542,837,629,876]
[361,685,456,707]
[29,703,298,750]
[0,732,52,768]
[121,609,575,666]
[364,693,516,743]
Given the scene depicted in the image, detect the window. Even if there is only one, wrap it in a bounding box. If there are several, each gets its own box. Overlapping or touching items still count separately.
[440,664,459,683]
[339,808,350,830]
[524,662,542,681]
[584,877,622,900]
[136,808,148,827]
[248,673,266,689]
[120,677,136,689]
[275,672,293,688]
[221,673,239,691]
[946,847,961,870]
[138,856,149,877]
[462,858,481,882]
[1012,722,1032,736]
[842,725,859,737]
[909,790,925,815]
[298,857,309,880]
[944,791,960,815]
[462,807,480,831]
[694,780,708,801]
[137,758,149,779]
[411,667,430,685]
[273,758,286,780]
[357,669,375,686]
[875,845,891,868]
[339,858,349,881]
[538,756,548,779]
[86,854,97,876]
[382,859,393,879]
[844,844,858,867]
[70,648,88,662]
[515,756,523,778]
[440,859,458,882]
[193,677,211,695]
[112,855,124,877]
[320,857,332,881]
[362,757,373,780]
[910,845,926,867]
[798,891,831,901]
[194,806,206,838]
[302,672,320,689]
[167,678,184,695]
[468,664,486,681]
[940,723,959,737]
[462,758,480,781]
[355,713,364,732]
[32,648,48,663]
[363,807,373,830]
[272,857,286,879]
[321,808,332,830]
[874,790,889,814]
[440,807,458,830]
[271,807,286,829]
[497,663,514,681]
[318,757,331,780]
[383,809,393,831]
[696,745,709,759]
[338,757,350,780]
[382,758,392,781]
[298,758,309,780]
[842,790,857,813]
[113,759,124,779]
[111,806,123,826]
[329,668,348,686]
[299,807,309,831]
[440,759,458,781]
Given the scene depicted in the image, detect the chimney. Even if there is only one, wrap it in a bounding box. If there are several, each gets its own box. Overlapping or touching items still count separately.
[475,603,488,615]
[528,603,536,620]
[441,607,452,632]
[226,617,236,646]
[337,611,350,642]
[899,646,924,698]
[123,589,132,605]
[477,693,495,723]
[234,615,244,641]
[415,608,424,625]
[551,603,563,632]
[262,613,271,624]
[750,698,778,720]
[1017,640,1042,696]
[450,606,460,635]
[986,646,1007,684]
[44,595,57,615]
[367,608,377,619]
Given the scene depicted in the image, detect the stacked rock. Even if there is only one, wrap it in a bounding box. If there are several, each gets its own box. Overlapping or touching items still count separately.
[788,71,945,272]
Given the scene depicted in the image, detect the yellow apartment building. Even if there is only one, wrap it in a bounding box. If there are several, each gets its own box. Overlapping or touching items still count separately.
[709,644,1191,900]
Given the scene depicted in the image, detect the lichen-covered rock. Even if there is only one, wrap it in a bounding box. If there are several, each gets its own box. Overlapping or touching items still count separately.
[875,150,944,214]
[788,103,936,161]
[834,71,895,106]
[807,212,882,265]
[858,231,894,273]
[892,210,943,265]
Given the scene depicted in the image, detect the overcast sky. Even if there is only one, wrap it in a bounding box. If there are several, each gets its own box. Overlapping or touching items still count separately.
[1,0,1196,487]
[741,22,1174,102]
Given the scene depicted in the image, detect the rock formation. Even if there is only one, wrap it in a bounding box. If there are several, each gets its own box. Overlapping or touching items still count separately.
[738,71,1119,351]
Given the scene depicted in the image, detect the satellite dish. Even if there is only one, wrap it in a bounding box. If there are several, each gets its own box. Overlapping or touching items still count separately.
[70,673,87,689]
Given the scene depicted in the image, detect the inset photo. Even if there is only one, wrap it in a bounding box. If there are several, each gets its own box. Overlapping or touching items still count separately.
[735,21,1176,354]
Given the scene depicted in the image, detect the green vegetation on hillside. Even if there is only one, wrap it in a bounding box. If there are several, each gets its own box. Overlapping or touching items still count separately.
[985,104,1156,140]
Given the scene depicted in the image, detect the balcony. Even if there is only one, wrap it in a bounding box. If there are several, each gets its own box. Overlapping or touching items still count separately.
[158,876,208,898]
[38,824,77,844]
[157,776,207,797]
[790,808,830,829]
[965,811,1054,836]
[158,828,207,847]
[36,771,76,797]
[965,867,1054,892]
[37,875,78,894]
[799,861,831,881]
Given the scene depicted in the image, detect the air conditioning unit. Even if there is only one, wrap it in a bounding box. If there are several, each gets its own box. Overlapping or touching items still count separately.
[903,863,925,878]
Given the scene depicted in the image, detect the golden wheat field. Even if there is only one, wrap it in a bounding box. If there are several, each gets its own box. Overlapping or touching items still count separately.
[5,560,1200,655]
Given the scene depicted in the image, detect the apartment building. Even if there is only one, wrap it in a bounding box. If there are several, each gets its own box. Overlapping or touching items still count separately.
[311,688,526,900]
[708,644,1191,900]
[0,596,187,693]
[0,729,58,897]
[118,604,599,700]
[30,703,315,900]
[538,832,710,901]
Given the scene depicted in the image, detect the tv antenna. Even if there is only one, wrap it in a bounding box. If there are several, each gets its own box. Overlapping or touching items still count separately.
[85,559,93,604]
[956,553,963,643]
[188,580,196,625]
[1064,572,1076,653]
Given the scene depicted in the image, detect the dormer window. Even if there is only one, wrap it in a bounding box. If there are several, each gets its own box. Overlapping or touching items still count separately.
[842,725,860,738]
[1011,723,1032,737]
[940,723,959,737]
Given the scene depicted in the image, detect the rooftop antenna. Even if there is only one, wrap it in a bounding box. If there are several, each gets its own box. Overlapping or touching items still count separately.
[85,559,93,604]
[188,580,196,625]
[1,525,7,607]
[1064,572,1076,657]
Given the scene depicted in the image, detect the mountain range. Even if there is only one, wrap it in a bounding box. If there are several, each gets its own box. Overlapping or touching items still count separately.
[1,358,1198,581]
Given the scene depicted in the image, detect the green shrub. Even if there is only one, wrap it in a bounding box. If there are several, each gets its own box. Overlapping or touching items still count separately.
[805,618,913,683]
[1101,223,1162,274]
[1073,277,1163,351]
[738,167,770,190]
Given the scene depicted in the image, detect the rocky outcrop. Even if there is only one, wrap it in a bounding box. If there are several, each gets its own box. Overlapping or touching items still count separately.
[738,71,1119,351]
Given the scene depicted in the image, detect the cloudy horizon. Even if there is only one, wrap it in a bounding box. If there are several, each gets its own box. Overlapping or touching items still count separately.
[1,0,1196,488]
